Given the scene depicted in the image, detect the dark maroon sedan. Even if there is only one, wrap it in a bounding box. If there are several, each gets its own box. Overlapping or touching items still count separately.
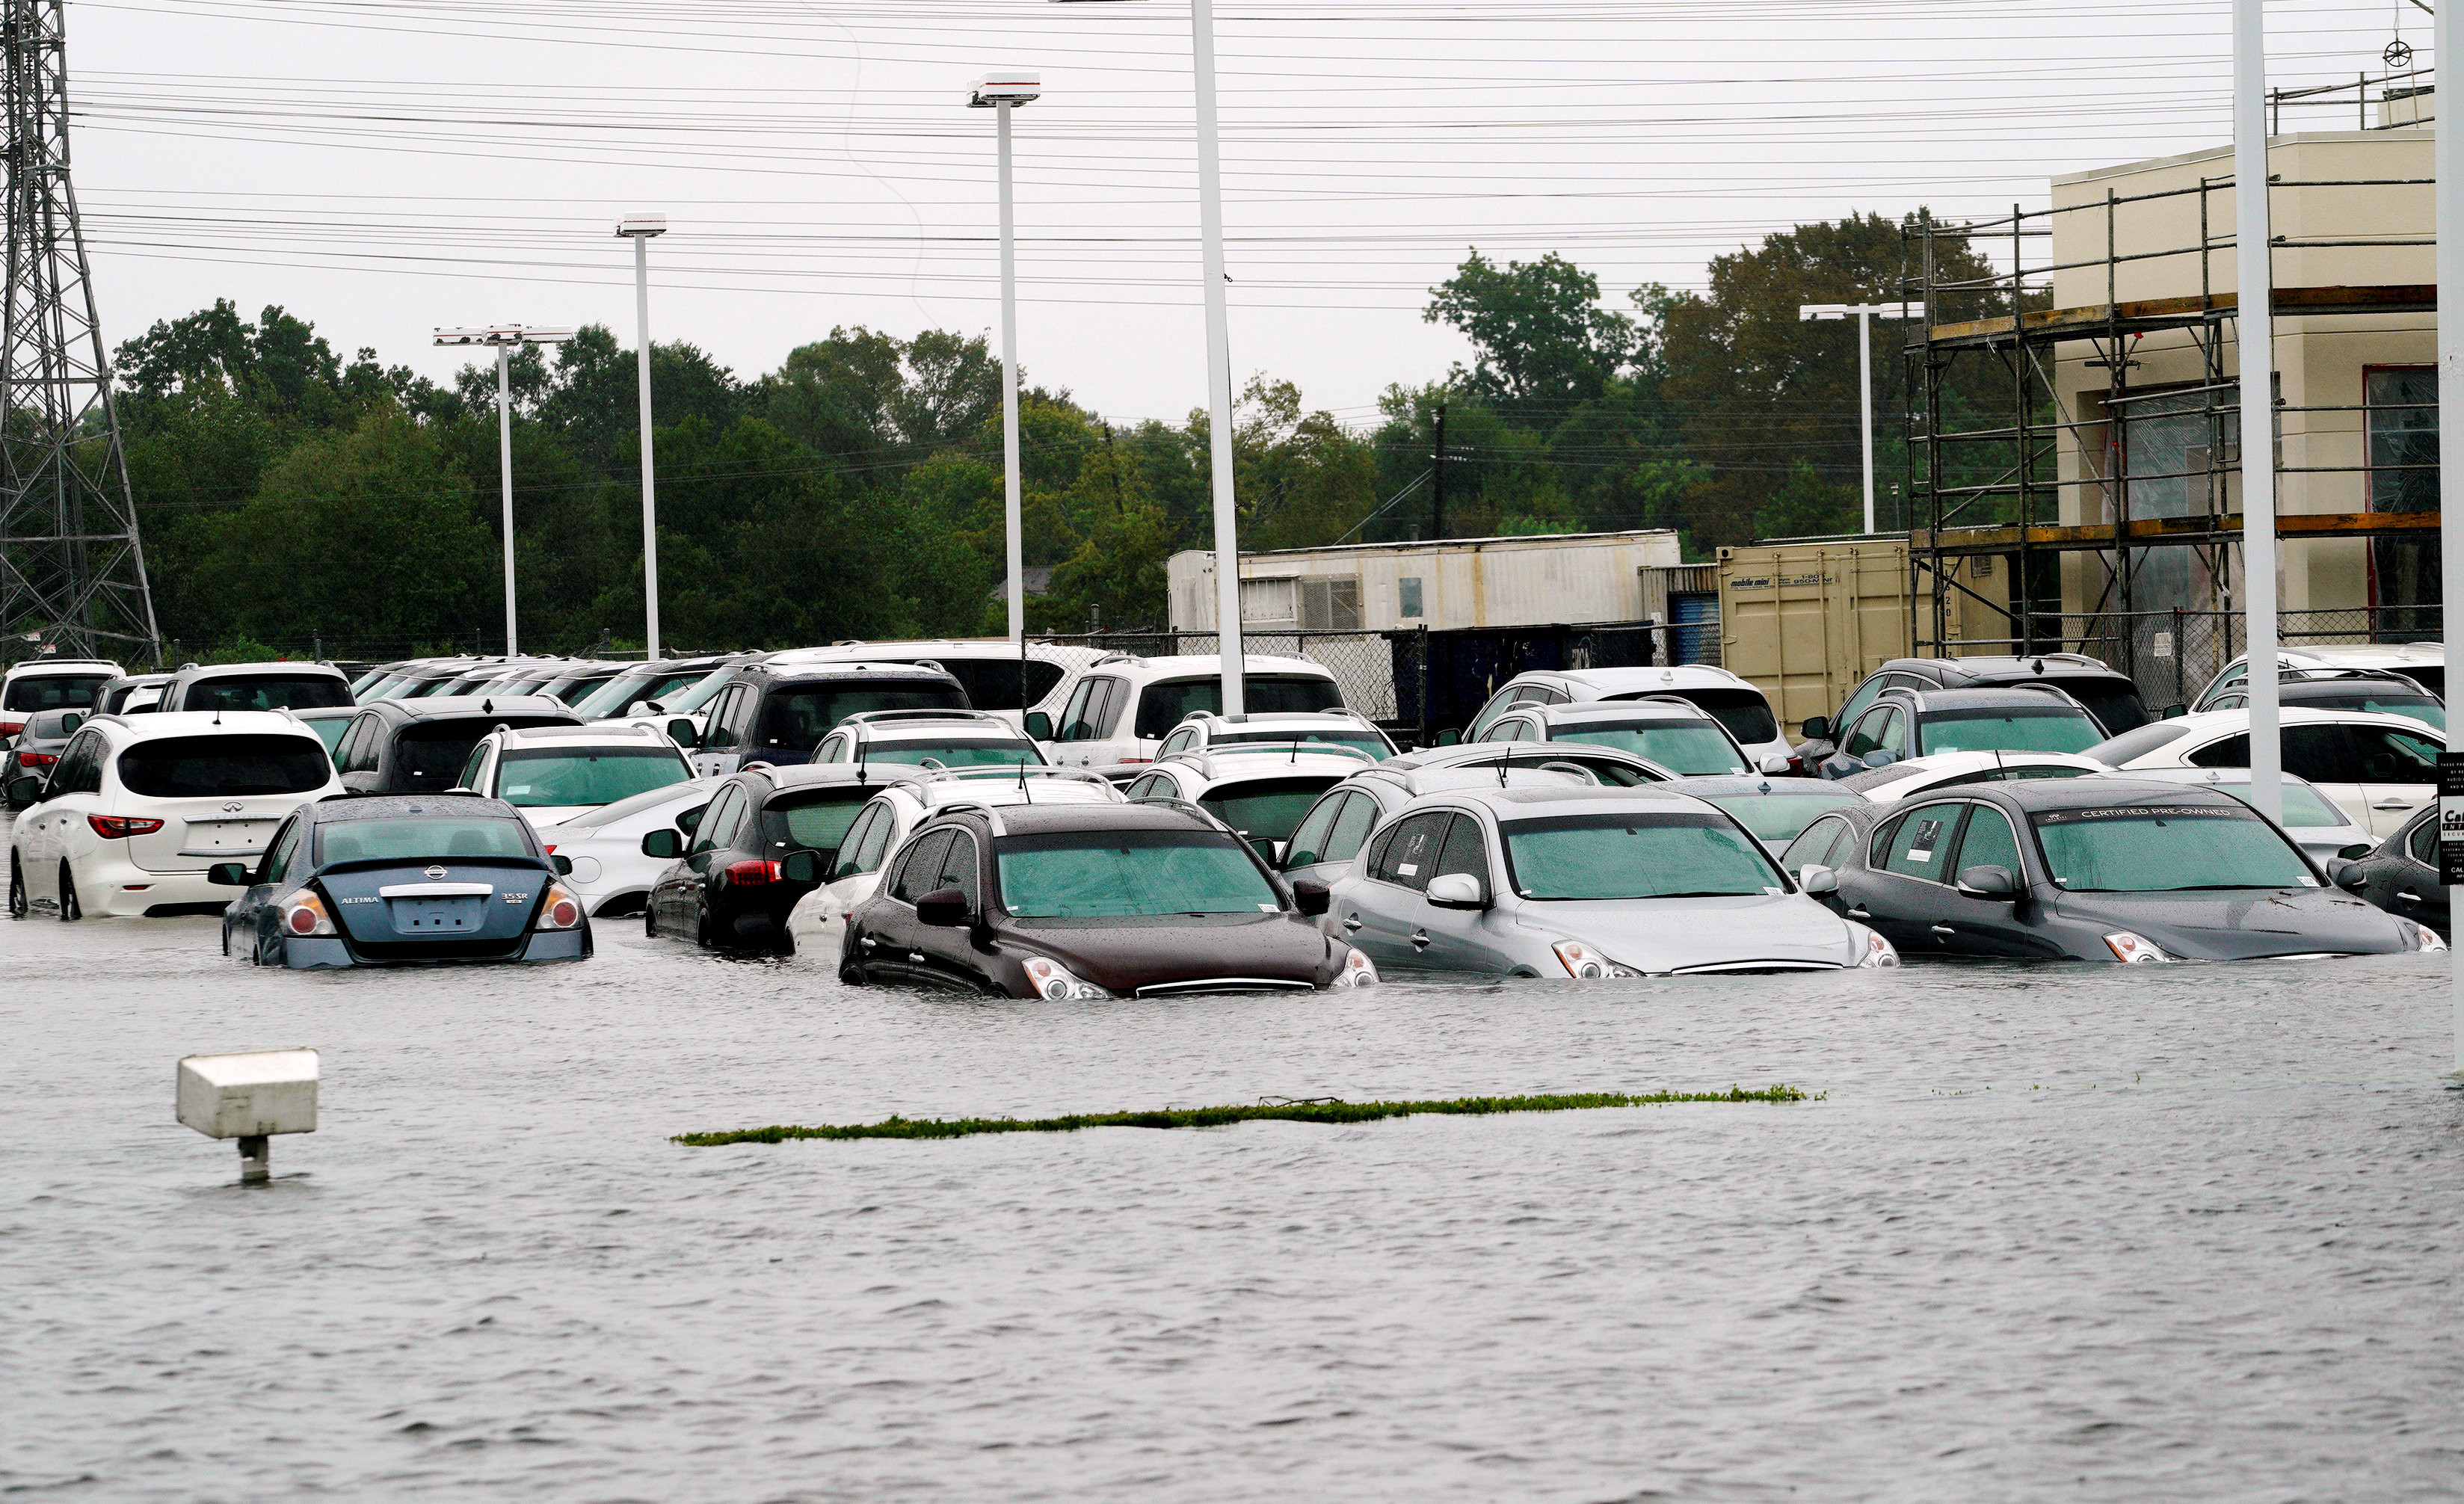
[834,801,1378,997]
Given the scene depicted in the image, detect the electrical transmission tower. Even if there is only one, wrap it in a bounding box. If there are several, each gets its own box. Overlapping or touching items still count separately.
[0,0,155,667]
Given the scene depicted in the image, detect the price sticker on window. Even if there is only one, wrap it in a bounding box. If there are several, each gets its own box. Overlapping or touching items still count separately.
[2439,753,2464,885]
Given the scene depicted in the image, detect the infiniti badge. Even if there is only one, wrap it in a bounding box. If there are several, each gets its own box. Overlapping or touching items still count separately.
[221,801,244,814]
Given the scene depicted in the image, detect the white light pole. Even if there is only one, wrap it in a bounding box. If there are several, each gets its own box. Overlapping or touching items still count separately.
[1799,302,1923,534]
[2436,0,2463,1075]
[2232,0,2280,825]
[617,215,668,659]
[971,73,1041,644]
[1054,0,1245,717]
[434,325,573,656]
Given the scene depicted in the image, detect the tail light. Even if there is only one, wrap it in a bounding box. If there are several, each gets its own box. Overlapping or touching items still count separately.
[0,720,22,738]
[722,858,780,887]
[88,814,165,839]
[280,888,335,937]
[535,883,584,930]
[18,751,55,768]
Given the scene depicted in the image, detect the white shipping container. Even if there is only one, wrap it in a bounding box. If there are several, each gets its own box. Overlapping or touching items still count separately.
[1168,531,1682,633]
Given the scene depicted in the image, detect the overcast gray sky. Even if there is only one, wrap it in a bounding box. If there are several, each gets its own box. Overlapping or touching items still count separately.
[67,0,2424,428]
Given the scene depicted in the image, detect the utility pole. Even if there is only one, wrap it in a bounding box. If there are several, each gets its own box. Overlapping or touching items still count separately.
[0,0,158,667]
[1430,398,1447,541]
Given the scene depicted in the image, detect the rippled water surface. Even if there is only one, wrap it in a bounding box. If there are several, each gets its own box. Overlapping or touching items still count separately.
[7,895,2463,1501]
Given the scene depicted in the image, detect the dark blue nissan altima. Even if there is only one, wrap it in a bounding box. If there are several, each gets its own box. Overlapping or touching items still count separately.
[213,792,590,967]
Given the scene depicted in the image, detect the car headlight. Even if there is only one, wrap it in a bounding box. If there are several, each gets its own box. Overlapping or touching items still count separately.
[2102,931,2170,964]
[1021,955,1111,1001]
[1550,939,1640,979]
[1853,926,1900,968]
[278,888,335,937]
[1330,947,1379,988]
[2409,921,2448,954]
[534,883,585,931]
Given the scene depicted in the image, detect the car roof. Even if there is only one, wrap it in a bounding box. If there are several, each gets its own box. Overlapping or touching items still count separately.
[2149,704,2436,733]
[948,799,1225,836]
[2272,676,2441,699]
[1162,747,1377,783]
[81,709,321,742]
[278,704,361,721]
[363,694,579,722]
[1521,665,1750,689]
[308,792,529,825]
[1663,774,1861,797]
[878,772,1122,809]
[1888,685,2091,712]
[1088,653,1332,678]
[749,762,927,791]
[491,723,672,745]
[1885,653,2128,681]
[7,659,121,677]
[1390,741,1672,775]
[2263,643,2445,665]
[753,660,964,685]
[173,660,347,680]
[2110,765,2339,793]
[1526,697,1716,721]
[1955,777,2252,813]
[841,710,1019,738]
[1419,783,1712,816]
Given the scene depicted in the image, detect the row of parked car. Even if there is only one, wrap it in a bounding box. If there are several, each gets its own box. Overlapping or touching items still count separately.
[0,635,2451,985]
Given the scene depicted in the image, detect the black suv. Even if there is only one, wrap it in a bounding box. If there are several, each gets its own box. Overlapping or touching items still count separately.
[332,695,581,795]
[1796,654,2148,767]
[689,659,969,778]
[1811,685,2107,780]
[641,763,922,950]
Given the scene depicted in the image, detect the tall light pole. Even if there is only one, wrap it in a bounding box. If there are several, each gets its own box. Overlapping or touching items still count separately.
[616,215,668,659]
[434,325,573,656]
[1055,0,1245,717]
[2232,0,2281,825]
[971,73,1039,644]
[1799,302,1922,534]
[2435,0,2463,1075]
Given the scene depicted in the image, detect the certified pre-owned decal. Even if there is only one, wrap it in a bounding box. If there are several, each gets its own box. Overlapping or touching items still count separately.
[2032,806,2254,825]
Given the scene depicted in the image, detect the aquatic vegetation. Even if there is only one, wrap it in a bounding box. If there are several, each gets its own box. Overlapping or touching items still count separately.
[673,1085,1811,1146]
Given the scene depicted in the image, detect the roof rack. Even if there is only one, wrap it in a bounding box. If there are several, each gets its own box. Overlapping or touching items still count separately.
[842,708,1008,728]
[921,800,1008,836]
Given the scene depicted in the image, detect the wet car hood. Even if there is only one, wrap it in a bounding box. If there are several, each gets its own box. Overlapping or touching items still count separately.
[2048,885,2409,959]
[1004,910,1341,992]
[1518,892,1855,973]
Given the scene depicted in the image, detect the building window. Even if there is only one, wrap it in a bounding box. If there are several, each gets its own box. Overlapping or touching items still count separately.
[2368,366,2438,642]
[1239,577,1297,626]
[1299,576,1363,630]
[1398,576,1423,619]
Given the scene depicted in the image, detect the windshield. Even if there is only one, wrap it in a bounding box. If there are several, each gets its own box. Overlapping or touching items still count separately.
[395,718,567,785]
[573,665,723,719]
[4,674,111,712]
[2030,804,2314,891]
[760,682,968,751]
[1918,706,2102,756]
[860,737,1044,768]
[1550,721,1746,775]
[1701,791,1864,842]
[1641,688,1778,747]
[1503,812,1782,899]
[760,790,873,853]
[179,674,351,712]
[1135,675,1342,740]
[116,734,330,798]
[1213,727,1390,759]
[2296,691,2445,730]
[318,816,534,864]
[493,745,690,807]
[997,828,1280,917]
[1198,775,1342,842]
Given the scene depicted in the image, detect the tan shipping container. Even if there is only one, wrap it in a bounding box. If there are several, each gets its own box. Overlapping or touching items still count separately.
[1718,540,1913,730]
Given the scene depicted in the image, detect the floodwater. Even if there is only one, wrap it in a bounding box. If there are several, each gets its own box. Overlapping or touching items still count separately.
[5,907,2462,1502]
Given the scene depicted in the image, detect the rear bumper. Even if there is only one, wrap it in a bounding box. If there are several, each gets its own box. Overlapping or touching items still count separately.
[90,866,233,919]
[278,925,594,968]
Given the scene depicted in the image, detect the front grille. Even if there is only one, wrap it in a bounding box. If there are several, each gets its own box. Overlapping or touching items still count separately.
[348,936,527,962]
[1133,976,1316,996]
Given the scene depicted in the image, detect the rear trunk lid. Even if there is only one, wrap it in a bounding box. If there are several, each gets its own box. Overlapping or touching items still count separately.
[318,857,547,953]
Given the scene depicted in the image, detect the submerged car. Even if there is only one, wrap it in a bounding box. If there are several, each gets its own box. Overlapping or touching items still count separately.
[1833,750,2112,804]
[1661,774,1869,856]
[535,776,721,919]
[644,764,930,949]
[1,707,84,806]
[1121,743,1379,862]
[2348,805,2451,940]
[453,721,694,826]
[2095,765,2374,868]
[1317,783,1899,976]
[1785,777,2438,964]
[1813,685,2107,780]
[1472,698,1758,777]
[212,794,589,967]
[840,799,1373,996]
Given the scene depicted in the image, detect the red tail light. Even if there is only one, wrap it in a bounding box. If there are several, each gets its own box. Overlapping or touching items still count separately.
[0,720,22,738]
[88,814,165,839]
[18,751,55,767]
[722,858,781,887]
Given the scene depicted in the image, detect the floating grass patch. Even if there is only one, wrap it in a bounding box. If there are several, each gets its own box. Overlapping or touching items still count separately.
[673,1085,1810,1147]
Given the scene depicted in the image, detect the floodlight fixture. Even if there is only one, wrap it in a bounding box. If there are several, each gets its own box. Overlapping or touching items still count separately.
[1795,303,1924,533]
[615,214,668,238]
[434,324,573,652]
[616,218,669,653]
[970,72,1041,107]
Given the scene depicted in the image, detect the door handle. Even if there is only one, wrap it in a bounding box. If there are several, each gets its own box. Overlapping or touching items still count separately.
[859,934,878,948]
[1930,924,1956,935]
[2372,798,2418,810]
[1410,928,1432,949]
[1847,907,1870,919]
[2397,890,2423,904]
[1341,914,1362,931]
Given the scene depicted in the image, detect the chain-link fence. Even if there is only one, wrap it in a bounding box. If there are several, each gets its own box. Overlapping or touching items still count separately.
[1950,605,2442,711]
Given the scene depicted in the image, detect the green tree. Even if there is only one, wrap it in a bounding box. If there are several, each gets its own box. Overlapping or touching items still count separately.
[1426,251,1639,421]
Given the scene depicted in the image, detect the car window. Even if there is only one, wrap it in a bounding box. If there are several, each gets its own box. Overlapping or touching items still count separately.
[1200,776,1343,843]
[2408,813,2438,867]
[1432,813,1492,892]
[1133,674,1341,741]
[1778,815,1849,873]
[458,742,490,792]
[1651,688,1778,748]
[1880,801,1968,881]
[261,815,305,885]
[689,784,745,856]
[700,685,745,750]
[1370,810,1451,893]
[317,815,533,864]
[179,674,351,713]
[2187,726,2365,783]
[761,788,873,856]
[1321,792,1379,864]
[1841,707,1891,759]
[2083,721,2193,765]
[831,804,886,880]
[1951,804,2024,878]
[1055,677,1099,742]
[933,830,981,910]
[338,714,380,773]
[757,682,967,753]
[1127,773,1172,801]
[1160,729,1196,756]
[1876,708,1909,757]
[1482,716,1535,743]
[1282,792,1347,869]
[887,829,954,904]
[116,735,331,798]
[1086,678,1124,738]
[816,734,846,763]
[2352,724,2442,782]
[1468,685,1521,738]
[1832,674,1891,730]
[1915,705,2101,757]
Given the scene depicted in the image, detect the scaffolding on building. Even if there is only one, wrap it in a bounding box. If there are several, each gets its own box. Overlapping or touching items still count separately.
[1899,65,2442,707]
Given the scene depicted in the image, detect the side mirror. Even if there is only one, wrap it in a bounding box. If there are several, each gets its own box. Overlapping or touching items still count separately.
[5,774,43,804]
[1023,709,1053,742]
[2326,856,2368,891]
[1799,715,1831,742]
[640,827,684,859]
[667,718,697,748]
[59,712,81,734]
[1798,863,1840,896]
[2161,704,2188,719]
[1758,753,1793,774]
[1432,727,1462,748]
[206,862,251,887]
[916,887,970,927]
[549,854,574,876]
[1861,750,1898,769]
[1291,879,1331,916]
[1954,864,2018,900]
[1248,836,1278,865]
[781,849,822,884]
[2338,842,2375,861]
[1425,872,1488,910]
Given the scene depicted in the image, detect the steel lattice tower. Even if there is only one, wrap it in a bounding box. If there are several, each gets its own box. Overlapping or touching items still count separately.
[0,0,154,667]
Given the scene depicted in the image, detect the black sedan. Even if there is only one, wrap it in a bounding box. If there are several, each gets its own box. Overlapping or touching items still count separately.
[2349,806,2451,940]
[212,793,589,967]
[642,764,914,952]
[3,707,83,807]
[839,800,1373,997]
[1777,778,2439,963]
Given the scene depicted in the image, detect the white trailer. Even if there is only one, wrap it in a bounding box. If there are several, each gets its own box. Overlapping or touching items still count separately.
[1167,530,1683,633]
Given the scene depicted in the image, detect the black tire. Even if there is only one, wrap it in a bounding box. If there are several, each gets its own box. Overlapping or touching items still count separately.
[57,861,81,922]
[7,853,25,919]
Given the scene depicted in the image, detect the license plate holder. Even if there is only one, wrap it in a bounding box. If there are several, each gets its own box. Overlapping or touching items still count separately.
[389,897,483,934]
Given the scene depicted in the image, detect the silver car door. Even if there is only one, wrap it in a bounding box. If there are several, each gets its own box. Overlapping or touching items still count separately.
[1420,812,1506,970]
[1342,810,1450,967]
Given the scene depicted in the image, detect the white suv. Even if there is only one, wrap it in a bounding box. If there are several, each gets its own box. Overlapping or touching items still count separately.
[812,709,1046,769]
[1154,708,1396,761]
[2,657,124,739]
[2086,705,2442,837]
[1463,664,1787,769]
[1121,744,1383,863]
[2192,643,2445,706]
[769,640,1100,733]
[454,722,695,827]
[784,766,1122,946]
[7,710,341,919]
[1035,653,1349,768]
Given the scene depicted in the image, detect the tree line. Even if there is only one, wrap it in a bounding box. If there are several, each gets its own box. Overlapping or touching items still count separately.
[117,209,2014,660]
